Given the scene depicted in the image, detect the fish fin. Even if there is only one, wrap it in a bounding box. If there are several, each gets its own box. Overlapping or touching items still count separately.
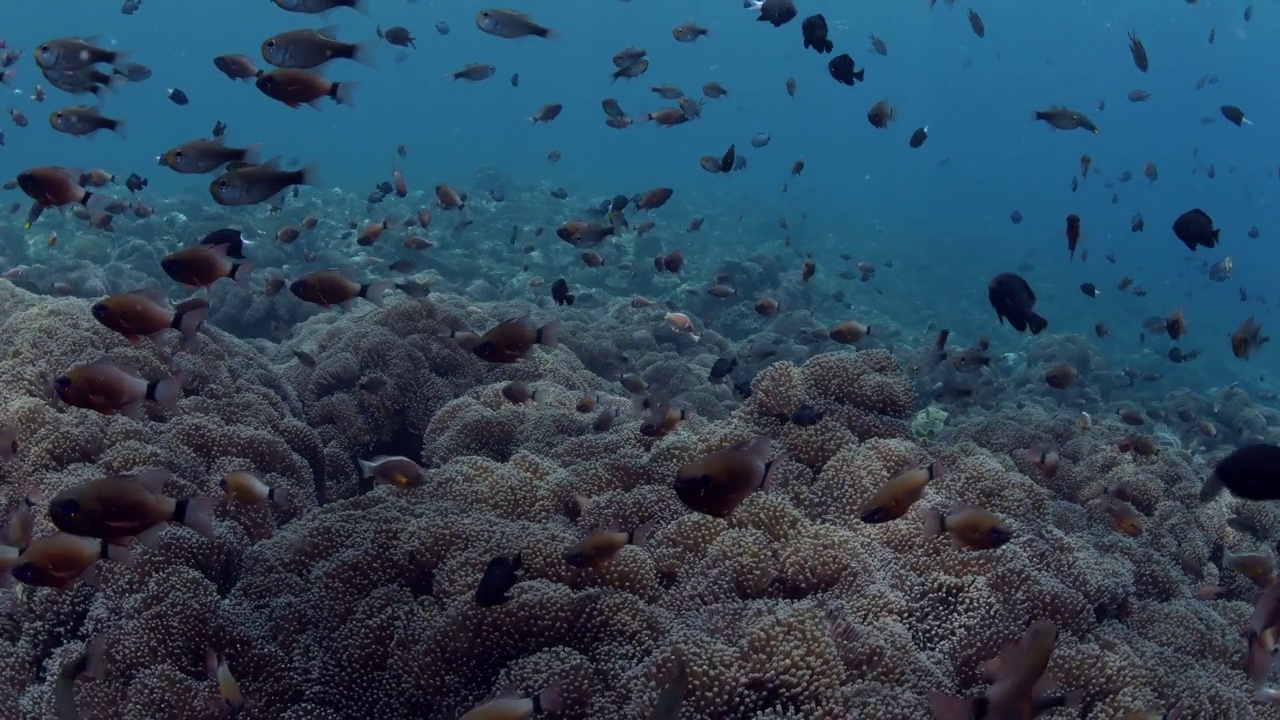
[630,521,655,547]
[175,496,217,540]
[332,81,358,107]
[230,261,254,285]
[149,374,186,413]
[109,118,127,139]
[173,297,209,336]
[759,451,785,493]
[928,694,977,720]
[361,280,390,306]
[536,319,562,348]
[133,467,171,495]
[266,484,289,508]
[120,401,144,420]
[135,523,165,551]
[351,40,377,68]
[535,683,563,714]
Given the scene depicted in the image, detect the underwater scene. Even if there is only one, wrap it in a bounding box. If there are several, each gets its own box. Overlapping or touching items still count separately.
[1,0,1280,718]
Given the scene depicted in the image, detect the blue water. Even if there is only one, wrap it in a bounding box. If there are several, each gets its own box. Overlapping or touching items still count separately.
[7,0,1273,390]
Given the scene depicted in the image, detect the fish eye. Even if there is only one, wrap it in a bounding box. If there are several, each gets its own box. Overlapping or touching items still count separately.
[173,150,183,158]
[53,498,81,517]
[12,562,33,581]
[266,40,276,48]
[217,180,229,190]
[91,303,107,317]
[54,376,71,388]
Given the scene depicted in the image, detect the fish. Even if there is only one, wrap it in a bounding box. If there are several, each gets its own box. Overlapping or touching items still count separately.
[749,0,798,27]
[49,106,124,137]
[91,290,208,346]
[860,461,944,523]
[564,523,652,569]
[828,54,864,86]
[1231,317,1270,359]
[54,358,186,417]
[200,228,254,259]
[49,469,217,546]
[923,504,1012,550]
[1065,214,1081,259]
[476,10,555,39]
[709,357,737,382]
[1033,106,1100,134]
[213,54,263,81]
[529,103,563,123]
[475,554,522,607]
[967,9,985,37]
[674,437,781,518]
[456,316,561,364]
[868,34,888,56]
[378,26,416,49]
[1128,31,1148,72]
[551,278,574,306]
[988,273,1047,334]
[34,37,133,73]
[16,166,111,220]
[461,684,562,720]
[166,88,189,105]
[908,126,928,148]
[866,100,894,128]
[205,649,245,716]
[53,637,102,720]
[1222,104,1250,126]
[1222,548,1274,587]
[1080,283,1099,298]
[929,621,1059,718]
[829,320,871,344]
[161,137,259,174]
[210,159,315,205]
[261,26,375,70]
[1044,363,1078,389]
[289,270,388,309]
[358,455,425,489]
[221,472,288,506]
[1200,444,1280,502]
[255,68,356,108]
[161,244,253,289]
[11,532,133,589]
[801,14,833,53]
[1171,209,1219,251]
[271,0,369,14]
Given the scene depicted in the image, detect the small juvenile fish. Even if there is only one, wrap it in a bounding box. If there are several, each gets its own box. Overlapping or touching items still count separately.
[213,54,263,81]
[205,649,245,716]
[451,63,496,82]
[92,290,208,345]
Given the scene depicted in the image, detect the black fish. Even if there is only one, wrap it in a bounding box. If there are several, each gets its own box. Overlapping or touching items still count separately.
[167,87,189,105]
[125,173,148,193]
[801,14,833,53]
[755,0,797,27]
[827,54,864,86]
[1172,208,1219,251]
[1221,104,1249,127]
[1201,444,1280,502]
[988,273,1048,334]
[475,553,522,607]
[611,194,629,212]
[212,120,227,137]
[791,404,823,426]
[709,357,737,382]
[719,144,736,173]
[908,126,928,148]
[200,228,251,259]
[551,278,575,306]
[1080,282,1098,298]
[1009,210,1023,224]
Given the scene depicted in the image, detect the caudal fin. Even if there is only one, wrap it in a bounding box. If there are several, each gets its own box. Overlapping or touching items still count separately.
[176,496,218,540]
[150,373,187,413]
[537,319,562,348]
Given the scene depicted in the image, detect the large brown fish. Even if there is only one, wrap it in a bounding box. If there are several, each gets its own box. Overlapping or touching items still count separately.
[48,468,217,546]
[289,269,388,309]
[453,315,561,363]
[161,244,254,289]
[674,437,780,517]
[91,290,208,345]
[54,358,186,417]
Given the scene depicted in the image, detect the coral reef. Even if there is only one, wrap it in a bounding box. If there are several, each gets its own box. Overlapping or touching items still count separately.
[0,283,1277,720]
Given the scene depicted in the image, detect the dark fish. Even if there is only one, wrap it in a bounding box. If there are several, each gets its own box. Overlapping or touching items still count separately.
[1080,283,1098,298]
[791,404,823,426]
[551,278,574,306]
[1034,106,1100,134]
[1131,214,1145,232]
[967,9,985,37]
[166,87,189,105]
[1201,444,1280,502]
[988,273,1047,334]
[827,54,864,86]
[801,15,832,53]
[908,126,928,148]
[1010,210,1023,224]
[475,554,522,607]
[435,21,451,35]
[1065,214,1081,259]
[1172,209,1219,251]
[1221,104,1249,127]
[1128,31,1148,72]
[753,0,798,27]
[709,357,737,382]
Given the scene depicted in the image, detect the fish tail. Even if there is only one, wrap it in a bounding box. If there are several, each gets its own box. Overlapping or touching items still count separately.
[537,319,562,348]
[922,509,945,539]
[173,496,218,540]
[351,40,378,69]
[533,683,563,714]
[108,118,127,138]
[331,80,358,108]
[230,261,254,285]
[360,280,391,306]
[172,297,210,337]
[147,373,186,413]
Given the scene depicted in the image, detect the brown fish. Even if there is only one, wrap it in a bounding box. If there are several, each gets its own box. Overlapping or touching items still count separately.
[54,358,186,417]
[435,184,465,209]
[528,103,563,123]
[15,165,110,218]
[255,68,356,108]
[358,455,425,488]
[457,315,561,363]
[10,532,133,589]
[210,159,315,205]
[48,468,216,546]
[49,106,124,137]
[161,244,253,289]
[923,503,1012,550]
[930,622,1059,718]
[91,290,208,345]
[289,270,388,309]
[637,187,674,210]
[1044,363,1077,389]
[860,461,943,523]
[221,472,288,506]
[1231,317,1270,359]
[564,523,653,569]
[1128,30,1149,72]
[674,437,780,518]
[829,320,871,344]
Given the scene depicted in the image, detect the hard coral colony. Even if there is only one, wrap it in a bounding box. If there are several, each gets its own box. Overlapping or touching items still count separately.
[0,1,1276,719]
